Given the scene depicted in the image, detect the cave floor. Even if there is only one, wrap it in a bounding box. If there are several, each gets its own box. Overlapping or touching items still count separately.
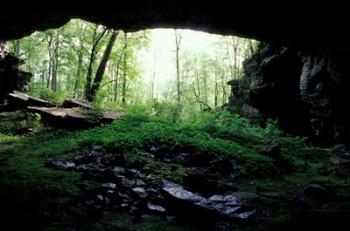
[1,111,350,231]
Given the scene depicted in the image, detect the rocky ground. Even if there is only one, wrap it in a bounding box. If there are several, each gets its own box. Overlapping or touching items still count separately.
[1,111,350,230]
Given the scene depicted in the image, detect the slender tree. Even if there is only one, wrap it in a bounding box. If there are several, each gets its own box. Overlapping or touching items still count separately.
[84,25,107,100]
[174,29,182,119]
[88,30,118,101]
[121,32,128,105]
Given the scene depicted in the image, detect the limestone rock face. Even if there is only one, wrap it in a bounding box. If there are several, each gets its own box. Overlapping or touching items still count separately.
[0,8,348,51]
[62,99,93,110]
[0,54,32,104]
[27,106,123,129]
[228,43,350,145]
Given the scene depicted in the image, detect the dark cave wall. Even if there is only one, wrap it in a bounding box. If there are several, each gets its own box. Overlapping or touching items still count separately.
[228,43,350,145]
[0,43,32,104]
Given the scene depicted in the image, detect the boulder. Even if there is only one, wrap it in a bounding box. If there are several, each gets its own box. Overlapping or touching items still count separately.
[0,54,32,104]
[228,42,350,146]
[0,111,15,118]
[7,91,54,109]
[62,98,92,109]
[27,106,123,129]
[304,183,331,201]
[147,202,166,214]
[162,180,256,221]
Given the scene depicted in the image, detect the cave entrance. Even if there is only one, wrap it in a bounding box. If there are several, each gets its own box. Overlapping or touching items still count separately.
[2,19,258,121]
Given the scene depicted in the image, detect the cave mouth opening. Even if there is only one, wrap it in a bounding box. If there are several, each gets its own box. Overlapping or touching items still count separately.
[2,18,259,120]
[1,10,350,231]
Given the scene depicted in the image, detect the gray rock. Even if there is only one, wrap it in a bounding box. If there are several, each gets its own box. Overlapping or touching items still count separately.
[47,159,75,170]
[120,176,136,188]
[132,187,148,198]
[162,180,256,220]
[304,183,330,200]
[162,180,204,203]
[147,202,166,213]
[102,183,117,190]
[62,98,92,109]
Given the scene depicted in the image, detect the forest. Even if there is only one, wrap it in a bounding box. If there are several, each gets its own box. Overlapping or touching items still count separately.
[1,18,350,231]
[6,19,257,117]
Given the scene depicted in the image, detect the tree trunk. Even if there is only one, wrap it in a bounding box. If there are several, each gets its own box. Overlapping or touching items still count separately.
[13,40,20,57]
[150,54,156,102]
[122,32,128,105]
[113,40,127,102]
[174,29,182,119]
[113,72,118,102]
[84,26,107,100]
[46,35,53,89]
[74,47,83,97]
[51,32,59,92]
[214,69,218,107]
[88,31,118,101]
[221,74,227,105]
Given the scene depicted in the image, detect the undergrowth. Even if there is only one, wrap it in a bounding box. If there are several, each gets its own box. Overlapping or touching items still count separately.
[0,108,347,230]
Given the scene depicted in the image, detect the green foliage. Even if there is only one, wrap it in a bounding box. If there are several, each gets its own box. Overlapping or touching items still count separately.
[8,19,258,119]
[0,111,41,135]
[151,100,178,121]
[1,108,349,229]
[30,87,64,103]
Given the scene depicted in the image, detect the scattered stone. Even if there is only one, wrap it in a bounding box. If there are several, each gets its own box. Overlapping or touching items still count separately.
[184,167,232,196]
[112,166,126,175]
[102,183,117,190]
[106,190,114,195]
[139,151,155,158]
[132,187,148,198]
[258,192,280,198]
[162,180,204,203]
[329,155,350,165]
[128,203,140,215]
[126,168,141,176]
[118,191,131,200]
[304,183,330,200]
[199,194,242,216]
[147,202,166,213]
[46,159,75,170]
[120,203,129,209]
[136,179,146,187]
[78,180,97,192]
[0,111,15,118]
[261,142,281,157]
[173,152,191,164]
[46,146,260,226]
[232,210,256,219]
[163,180,256,220]
[149,145,159,154]
[120,176,136,188]
[97,194,104,201]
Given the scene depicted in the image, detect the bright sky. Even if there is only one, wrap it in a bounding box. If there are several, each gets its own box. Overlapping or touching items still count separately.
[137,29,223,98]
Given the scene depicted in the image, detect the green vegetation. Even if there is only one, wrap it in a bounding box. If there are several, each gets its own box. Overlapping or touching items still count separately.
[7,19,257,116]
[1,108,349,230]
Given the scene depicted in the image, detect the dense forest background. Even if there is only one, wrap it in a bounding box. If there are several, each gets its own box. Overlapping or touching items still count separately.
[8,19,257,118]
